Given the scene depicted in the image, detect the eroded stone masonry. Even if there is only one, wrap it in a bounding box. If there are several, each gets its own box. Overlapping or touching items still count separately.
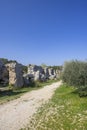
[0,60,61,87]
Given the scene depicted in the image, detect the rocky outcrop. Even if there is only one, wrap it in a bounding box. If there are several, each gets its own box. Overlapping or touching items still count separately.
[0,60,62,87]
[0,60,4,80]
[43,67,49,79]
[27,64,45,81]
[34,71,40,81]
[0,60,9,86]
[6,62,24,87]
[27,65,60,82]
[23,74,30,86]
[28,64,44,74]
[48,68,54,76]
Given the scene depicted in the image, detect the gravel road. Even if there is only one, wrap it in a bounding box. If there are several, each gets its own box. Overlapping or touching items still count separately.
[0,81,62,130]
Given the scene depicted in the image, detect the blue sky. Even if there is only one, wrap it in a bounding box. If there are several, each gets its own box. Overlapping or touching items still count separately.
[0,0,87,65]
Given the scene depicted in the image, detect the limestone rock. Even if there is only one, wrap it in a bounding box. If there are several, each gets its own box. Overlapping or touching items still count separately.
[48,68,54,76]
[6,62,24,87]
[34,71,40,81]
[49,75,56,80]
[0,60,4,79]
[40,74,47,81]
[0,60,9,86]
[23,74,30,86]
[28,64,44,74]
[43,67,49,79]
[28,64,44,81]
[25,64,62,82]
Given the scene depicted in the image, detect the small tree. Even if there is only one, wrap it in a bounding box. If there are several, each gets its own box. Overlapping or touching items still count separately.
[0,58,17,64]
[41,63,47,68]
[62,60,87,87]
[22,65,27,73]
[0,58,8,64]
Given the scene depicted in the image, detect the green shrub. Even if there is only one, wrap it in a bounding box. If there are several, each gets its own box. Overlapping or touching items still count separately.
[22,65,27,73]
[29,81,41,88]
[62,60,87,88]
[78,86,87,97]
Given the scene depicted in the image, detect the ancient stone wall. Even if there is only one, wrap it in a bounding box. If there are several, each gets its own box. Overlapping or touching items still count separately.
[6,62,24,87]
[0,60,61,87]
[0,60,9,86]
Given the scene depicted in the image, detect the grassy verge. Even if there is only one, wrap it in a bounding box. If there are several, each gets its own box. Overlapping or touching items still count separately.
[26,84,87,130]
[0,80,57,104]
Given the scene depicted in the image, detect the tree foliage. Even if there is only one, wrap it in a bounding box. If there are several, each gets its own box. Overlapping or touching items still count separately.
[0,58,17,64]
[62,60,87,87]
[49,65,63,71]
[22,65,27,73]
[41,63,47,68]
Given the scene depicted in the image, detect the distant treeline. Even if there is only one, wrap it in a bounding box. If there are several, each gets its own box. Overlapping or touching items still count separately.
[48,65,63,71]
[0,58,17,64]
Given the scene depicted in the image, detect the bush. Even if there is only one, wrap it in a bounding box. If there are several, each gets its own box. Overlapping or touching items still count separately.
[22,65,27,73]
[78,86,87,97]
[29,81,41,88]
[62,60,87,87]
[0,58,17,64]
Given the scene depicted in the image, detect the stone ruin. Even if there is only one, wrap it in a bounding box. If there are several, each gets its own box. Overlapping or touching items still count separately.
[0,60,8,86]
[0,60,61,87]
[6,62,24,87]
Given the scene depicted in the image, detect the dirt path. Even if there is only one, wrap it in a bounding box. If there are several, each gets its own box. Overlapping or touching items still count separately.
[0,81,62,130]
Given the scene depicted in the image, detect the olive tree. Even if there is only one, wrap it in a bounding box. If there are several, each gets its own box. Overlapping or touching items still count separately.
[62,60,87,87]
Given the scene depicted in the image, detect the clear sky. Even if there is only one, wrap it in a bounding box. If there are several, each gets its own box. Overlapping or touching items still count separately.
[0,0,87,65]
